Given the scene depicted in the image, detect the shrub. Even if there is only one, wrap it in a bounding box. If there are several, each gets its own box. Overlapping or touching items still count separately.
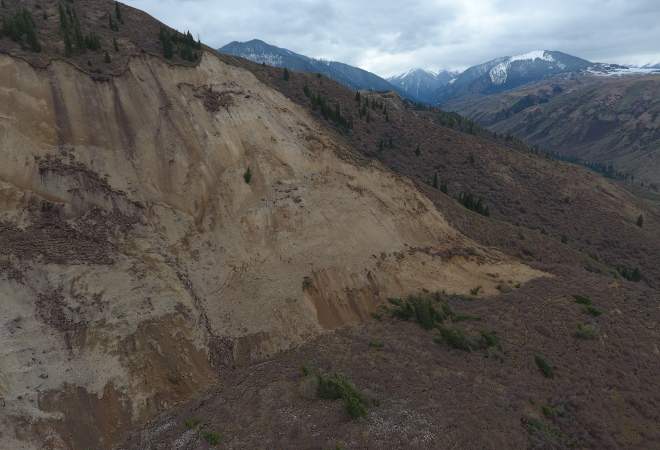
[452,314,481,322]
[573,295,592,306]
[184,418,201,429]
[317,373,367,419]
[618,266,641,282]
[470,286,482,296]
[435,326,473,351]
[201,431,221,446]
[243,167,252,184]
[435,327,500,352]
[575,323,598,340]
[524,417,565,447]
[534,354,554,378]
[583,305,602,317]
[387,295,447,329]
[368,340,384,349]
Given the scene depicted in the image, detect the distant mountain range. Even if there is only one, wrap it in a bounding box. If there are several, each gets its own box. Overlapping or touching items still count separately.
[219,39,399,94]
[387,68,458,104]
[219,41,660,107]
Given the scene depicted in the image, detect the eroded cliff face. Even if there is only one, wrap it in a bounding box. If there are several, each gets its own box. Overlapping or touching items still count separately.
[0,51,544,449]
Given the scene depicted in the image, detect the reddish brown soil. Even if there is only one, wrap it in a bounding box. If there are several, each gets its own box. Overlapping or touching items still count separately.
[120,274,660,450]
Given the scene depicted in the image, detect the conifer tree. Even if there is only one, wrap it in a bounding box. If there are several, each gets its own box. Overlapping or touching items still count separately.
[115,1,123,24]
[432,173,439,189]
[104,51,111,63]
[637,214,644,227]
[415,144,421,157]
[283,68,290,81]
[113,37,119,52]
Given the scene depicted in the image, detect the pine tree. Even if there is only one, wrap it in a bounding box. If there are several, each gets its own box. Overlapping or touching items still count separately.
[637,214,644,228]
[104,51,111,63]
[283,68,290,81]
[159,27,173,59]
[415,144,421,157]
[115,1,123,24]
[109,14,118,32]
[355,91,361,102]
[113,37,119,52]
[432,173,438,189]
[243,167,252,184]
[303,85,310,97]
[440,181,448,194]
[64,33,72,56]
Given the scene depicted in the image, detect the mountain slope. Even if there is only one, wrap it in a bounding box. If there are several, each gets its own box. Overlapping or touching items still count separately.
[0,2,545,449]
[219,39,399,93]
[387,68,457,104]
[444,74,660,185]
[436,50,596,103]
[136,47,660,450]
[1,2,659,449]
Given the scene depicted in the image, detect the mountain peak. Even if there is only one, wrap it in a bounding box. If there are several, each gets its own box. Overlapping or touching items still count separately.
[219,39,399,93]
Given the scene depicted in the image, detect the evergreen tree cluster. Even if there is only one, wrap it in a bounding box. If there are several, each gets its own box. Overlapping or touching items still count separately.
[58,2,102,56]
[1,8,41,52]
[303,86,353,130]
[457,192,490,216]
[540,150,629,181]
[158,27,201,62]
[357,94,388,122]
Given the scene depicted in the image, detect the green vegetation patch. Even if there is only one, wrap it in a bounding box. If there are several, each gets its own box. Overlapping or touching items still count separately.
[534,354,554,378]
[316,372,368,419]
[434,327,501,352]
[574,323,598,340]
[572,295,592,306]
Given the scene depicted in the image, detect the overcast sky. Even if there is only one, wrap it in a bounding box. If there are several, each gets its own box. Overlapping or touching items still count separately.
[125,0,660,77]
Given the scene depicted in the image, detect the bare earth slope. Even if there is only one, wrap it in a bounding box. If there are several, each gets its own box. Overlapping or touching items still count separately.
[0,2,544,449]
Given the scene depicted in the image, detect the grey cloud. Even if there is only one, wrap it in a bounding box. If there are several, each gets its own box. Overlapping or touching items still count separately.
[125,0,660,76]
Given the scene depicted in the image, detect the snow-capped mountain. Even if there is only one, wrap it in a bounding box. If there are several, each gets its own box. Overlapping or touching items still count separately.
[435,50,594,103]
[219,39,399,94]
[387,68,457,104]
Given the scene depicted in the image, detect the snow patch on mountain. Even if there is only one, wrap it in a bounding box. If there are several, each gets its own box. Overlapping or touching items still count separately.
[510,50,554,63]
[489,50,555,85]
